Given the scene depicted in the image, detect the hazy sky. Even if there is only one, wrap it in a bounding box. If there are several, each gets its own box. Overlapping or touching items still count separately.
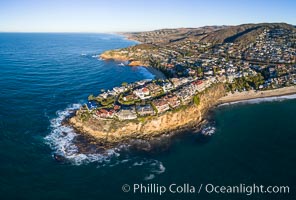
[1,0,295,32]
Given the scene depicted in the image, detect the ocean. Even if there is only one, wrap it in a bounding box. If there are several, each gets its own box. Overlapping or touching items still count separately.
[0,33,295,200]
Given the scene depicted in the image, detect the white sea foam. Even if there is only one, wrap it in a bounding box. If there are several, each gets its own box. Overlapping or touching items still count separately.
[45,104,166,180]
[150,160,166,175]
[132,159,166,180]
[92,54,100,58]
[118,63,125,66]
[133,161,145,166]
[45,104,120,165]
[219,94,296,107]
[144,174,155,181]
[201,126,216,136]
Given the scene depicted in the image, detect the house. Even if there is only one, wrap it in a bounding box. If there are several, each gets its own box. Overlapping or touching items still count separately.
[116,107,137,120]
[152,99,170,113]
[179,77,190,85]
[187,68,196,76]
[191,80,201,88]
[113,105,121,111]
[113,86,127,94]
[136,104,155,116]
[135,80,148,86]
[204,70,214,76]
[146,83,163,97]
[161,82,174,92]
[99,92,108,99]
[133,87,151,99]
[122,94,138,102]
[165,94,181,108]
[175,90,192,103]
[170,78,182,87]
[96,109,115,118]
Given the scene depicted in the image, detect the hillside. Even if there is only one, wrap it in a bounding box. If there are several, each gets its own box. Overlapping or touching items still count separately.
[124,23,296,46]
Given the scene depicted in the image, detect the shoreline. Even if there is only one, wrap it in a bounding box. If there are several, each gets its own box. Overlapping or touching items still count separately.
[144,66,167,80]
[77,34,296,149]
[118,32,142,44]
[67,84,296,150]
[217,86,296,104]
[69,84,226,146]
[100,53,166,80]
[100,34,166,80]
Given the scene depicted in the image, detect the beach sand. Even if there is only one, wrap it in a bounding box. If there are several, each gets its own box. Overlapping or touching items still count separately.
[218,85,296,104]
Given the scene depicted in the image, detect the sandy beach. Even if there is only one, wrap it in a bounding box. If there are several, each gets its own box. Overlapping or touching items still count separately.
[218,86,296,104]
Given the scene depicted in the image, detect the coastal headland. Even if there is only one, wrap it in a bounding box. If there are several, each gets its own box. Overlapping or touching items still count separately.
[69,83,226,145]
[69,23,296,146]
[100,50,146,67]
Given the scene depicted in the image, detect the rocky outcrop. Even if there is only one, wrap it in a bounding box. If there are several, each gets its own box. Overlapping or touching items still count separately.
[69,84,226,144]
[100,50,146,66]
[128,60,145,66]
[100,50,129,61]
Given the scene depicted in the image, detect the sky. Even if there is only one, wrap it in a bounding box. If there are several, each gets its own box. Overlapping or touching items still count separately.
[0,0,295,32]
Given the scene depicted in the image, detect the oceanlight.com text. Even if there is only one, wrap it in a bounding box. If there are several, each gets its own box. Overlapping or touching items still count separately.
[122,183,290,196]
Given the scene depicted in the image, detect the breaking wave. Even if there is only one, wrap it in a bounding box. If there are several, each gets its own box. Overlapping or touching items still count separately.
[79,53,101,60]
[44,104,121,165]
[200,125,216,136]
[44,104,166,179]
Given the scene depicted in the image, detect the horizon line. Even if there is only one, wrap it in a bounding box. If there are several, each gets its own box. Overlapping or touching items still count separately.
[0,22,294,34]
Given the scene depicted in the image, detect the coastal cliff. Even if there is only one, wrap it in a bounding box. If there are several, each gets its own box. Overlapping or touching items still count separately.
[100,50,130,61]
[69,84,226,144]
[100,47,148,67]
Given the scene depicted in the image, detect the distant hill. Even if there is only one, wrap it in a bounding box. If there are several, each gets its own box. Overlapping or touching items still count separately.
[199,23,296,45]
[124,23,296,46]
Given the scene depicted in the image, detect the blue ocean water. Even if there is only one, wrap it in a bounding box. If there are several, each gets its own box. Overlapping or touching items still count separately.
[0,33,295,200]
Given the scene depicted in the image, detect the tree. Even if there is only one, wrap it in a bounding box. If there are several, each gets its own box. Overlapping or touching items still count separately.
[193,95,200,106]
[197,67,203,77]
[213,67,218,76]
[88,94,95,101]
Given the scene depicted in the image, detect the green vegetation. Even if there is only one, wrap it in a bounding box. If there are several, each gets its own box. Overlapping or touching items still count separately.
[79,111,91,122]
[118,93,140,105]
[88,94,115,106]
[193,95,200,105]
[149,56,173,78]
[150,102,158,114]
[197,67,203,77]
[213,67,218,76]
[171,105,187,113]
[149,57,161,68]
[96,104,114,109]
[95,96,115,106]
[121,82,128,87]
[227,74,265,92]
[136,111,157,123]
[108,51,114,56]
[88,94,95,101]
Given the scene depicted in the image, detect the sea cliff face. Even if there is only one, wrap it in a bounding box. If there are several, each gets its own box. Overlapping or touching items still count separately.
[100,50,147,66]
[100,50,129,61]
[69,84,226,144]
